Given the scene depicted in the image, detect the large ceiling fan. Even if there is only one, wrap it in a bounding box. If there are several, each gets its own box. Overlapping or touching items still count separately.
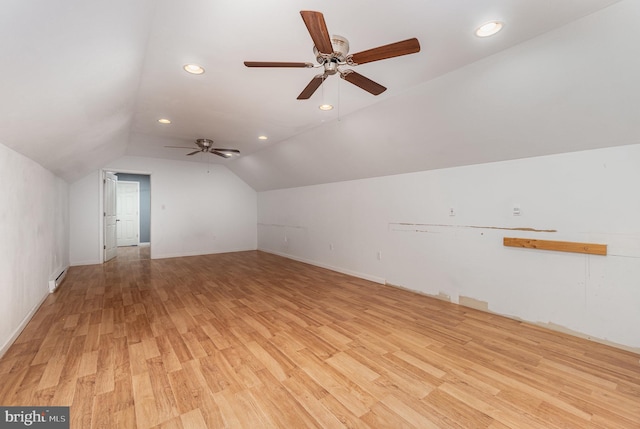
[165,139,240,158]
[244,10,420,99]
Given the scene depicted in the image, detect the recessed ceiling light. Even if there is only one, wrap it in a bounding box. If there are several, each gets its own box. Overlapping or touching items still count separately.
[258,135,268,140]
[158,118,171,124]
[475,21,504,38]
[183,64,205,75]
[319,104,334,111]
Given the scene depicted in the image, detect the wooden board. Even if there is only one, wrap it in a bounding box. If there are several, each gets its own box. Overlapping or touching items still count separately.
[503,237,607,255]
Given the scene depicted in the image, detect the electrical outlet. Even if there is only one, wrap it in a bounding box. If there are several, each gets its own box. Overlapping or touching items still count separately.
[377,251,382,260]
[513,206,521,216]
[449,207,455,217]
[329,243,334,251]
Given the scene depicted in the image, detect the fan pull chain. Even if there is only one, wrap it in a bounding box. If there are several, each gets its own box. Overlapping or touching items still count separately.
[337,77,341,121]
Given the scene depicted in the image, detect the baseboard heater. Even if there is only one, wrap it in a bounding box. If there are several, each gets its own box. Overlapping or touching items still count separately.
[49,267,68,293]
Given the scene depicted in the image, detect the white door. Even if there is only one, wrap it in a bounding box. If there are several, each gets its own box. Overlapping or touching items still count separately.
[104,172,118,261]
[116,181,140,247]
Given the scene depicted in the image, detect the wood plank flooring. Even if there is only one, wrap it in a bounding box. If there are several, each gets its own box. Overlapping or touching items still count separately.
[1,250,639,428]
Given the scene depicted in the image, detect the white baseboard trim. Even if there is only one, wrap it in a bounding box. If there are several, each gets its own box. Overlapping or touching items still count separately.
[258,248,386,285]
[0,290,49,359]
[70,259,102,266]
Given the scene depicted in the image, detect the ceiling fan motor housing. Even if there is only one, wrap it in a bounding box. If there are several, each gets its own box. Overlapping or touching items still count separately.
[195,138,213,148]
[314,34,349,64]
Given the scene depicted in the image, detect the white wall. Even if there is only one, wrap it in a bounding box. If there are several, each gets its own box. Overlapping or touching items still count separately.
[0,142,69,355]
[258,144,640,351]
[69,156,257,264]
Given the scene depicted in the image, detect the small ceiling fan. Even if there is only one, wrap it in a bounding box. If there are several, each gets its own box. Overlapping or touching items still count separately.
[244,10,420,99]
[165,139,240,158]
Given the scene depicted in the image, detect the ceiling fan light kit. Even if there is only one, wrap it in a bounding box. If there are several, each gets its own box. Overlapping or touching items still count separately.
[244,10,420,100]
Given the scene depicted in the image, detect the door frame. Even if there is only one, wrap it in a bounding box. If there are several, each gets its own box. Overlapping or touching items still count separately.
[100,168,152,262]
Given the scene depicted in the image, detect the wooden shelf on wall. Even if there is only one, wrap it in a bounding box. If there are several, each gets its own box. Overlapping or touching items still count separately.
[503,237,607,256]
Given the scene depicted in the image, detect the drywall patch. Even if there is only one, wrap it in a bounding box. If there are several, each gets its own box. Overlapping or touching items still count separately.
[385,282,452,302]
[455,296,639,353]
[459,295,489,312]
[435,292,452,302]
[533,322,640,355]
[289,267,639,354]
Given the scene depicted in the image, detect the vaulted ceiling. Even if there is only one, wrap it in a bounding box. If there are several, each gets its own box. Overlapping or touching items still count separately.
[2,0,637,190]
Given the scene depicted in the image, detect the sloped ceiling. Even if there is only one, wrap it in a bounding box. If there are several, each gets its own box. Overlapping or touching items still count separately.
[1,0,636,189]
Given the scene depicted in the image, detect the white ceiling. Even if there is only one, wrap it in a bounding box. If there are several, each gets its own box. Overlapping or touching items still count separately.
[1,0,635,189]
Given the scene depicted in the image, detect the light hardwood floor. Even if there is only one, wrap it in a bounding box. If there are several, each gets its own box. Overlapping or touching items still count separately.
[116,245,151,262]
[1,251,638,428]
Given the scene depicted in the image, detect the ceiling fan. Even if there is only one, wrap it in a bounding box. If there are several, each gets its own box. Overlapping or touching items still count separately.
[165,139,240,158]
[244,10,420,99]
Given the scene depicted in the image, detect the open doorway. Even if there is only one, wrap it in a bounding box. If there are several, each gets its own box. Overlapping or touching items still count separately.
[103,171,151,262]
[116,173,151,260]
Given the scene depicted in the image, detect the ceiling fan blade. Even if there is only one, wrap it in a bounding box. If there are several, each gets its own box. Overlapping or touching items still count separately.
[244,61,313,68]
[213,149,240,154]
[341,71,386,95]
[186,150,201,156]
[212,150,233,158]
[349,38,420,65]
[300,11,333,55]
[297,75,325,100]
[165,146,199,149]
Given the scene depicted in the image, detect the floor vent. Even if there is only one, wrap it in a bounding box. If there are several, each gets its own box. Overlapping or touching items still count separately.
[49,267,68,293]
